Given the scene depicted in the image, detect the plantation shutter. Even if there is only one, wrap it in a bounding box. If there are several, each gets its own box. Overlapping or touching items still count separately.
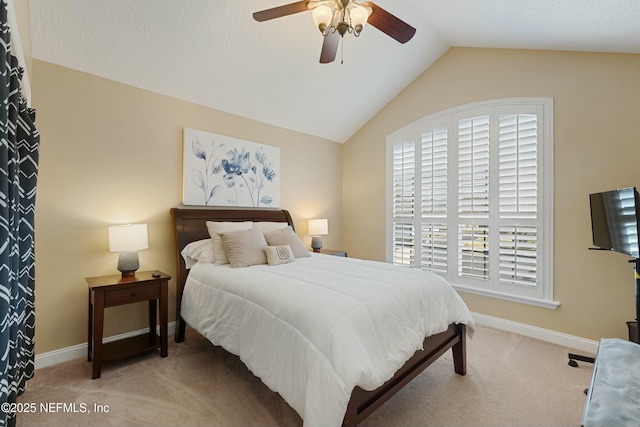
[498,114,538,286]
[457,116,490,280]
[386,98,554,307]
[421,127,448,273]
[391,138,416,266]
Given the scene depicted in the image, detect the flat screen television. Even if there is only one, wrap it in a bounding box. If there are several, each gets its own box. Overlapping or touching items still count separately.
[590,187,640,259]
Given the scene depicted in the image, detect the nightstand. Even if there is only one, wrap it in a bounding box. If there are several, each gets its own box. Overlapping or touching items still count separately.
[318,249,347,257]
[86,270,170,379]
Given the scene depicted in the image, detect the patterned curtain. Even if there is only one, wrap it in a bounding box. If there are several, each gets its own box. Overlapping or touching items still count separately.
[0,1,40,426]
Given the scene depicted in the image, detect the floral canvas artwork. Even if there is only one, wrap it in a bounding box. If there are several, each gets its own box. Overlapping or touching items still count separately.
[183,128,280,207]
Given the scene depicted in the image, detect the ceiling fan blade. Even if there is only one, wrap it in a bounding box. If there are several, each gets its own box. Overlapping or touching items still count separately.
[253,1,311,22]
[361,1,416,44]
[319,31,340,64]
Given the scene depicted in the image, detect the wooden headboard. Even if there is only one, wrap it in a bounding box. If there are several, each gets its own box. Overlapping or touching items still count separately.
[170,207,294,341]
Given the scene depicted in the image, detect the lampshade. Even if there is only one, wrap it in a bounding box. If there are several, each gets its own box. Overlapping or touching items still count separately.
[312,4,333,32]
[348,4,370,34]
[308,219,328,236]
[108,224,148,252]
[108,224,148,277]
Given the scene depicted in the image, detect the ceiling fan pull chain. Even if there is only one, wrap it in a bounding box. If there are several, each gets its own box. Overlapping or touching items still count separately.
[341,38,344,64]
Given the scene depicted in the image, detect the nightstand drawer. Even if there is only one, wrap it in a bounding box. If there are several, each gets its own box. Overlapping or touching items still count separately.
[104,284,159,306]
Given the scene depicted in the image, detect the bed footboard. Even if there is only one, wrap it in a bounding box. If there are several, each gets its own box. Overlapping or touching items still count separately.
[343,323,466,427]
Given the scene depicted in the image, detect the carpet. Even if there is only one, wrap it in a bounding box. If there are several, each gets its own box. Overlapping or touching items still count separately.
[16,325,593,426]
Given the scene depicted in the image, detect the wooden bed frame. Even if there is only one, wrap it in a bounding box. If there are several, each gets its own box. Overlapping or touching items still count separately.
[170,207,467,427]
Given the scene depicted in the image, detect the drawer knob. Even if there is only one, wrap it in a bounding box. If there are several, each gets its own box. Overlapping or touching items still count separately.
[131,291,137,297]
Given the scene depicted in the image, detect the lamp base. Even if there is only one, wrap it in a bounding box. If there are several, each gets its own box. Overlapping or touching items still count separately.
[311,236,323,252]
[117,251,140,278]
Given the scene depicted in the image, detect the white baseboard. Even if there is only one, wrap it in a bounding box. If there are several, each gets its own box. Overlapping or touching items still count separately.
[34,316,599,370]
[472,312,599,355]
[34,322,176,370]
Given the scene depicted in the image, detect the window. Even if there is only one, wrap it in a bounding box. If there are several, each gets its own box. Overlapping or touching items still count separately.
[386,98,556,308]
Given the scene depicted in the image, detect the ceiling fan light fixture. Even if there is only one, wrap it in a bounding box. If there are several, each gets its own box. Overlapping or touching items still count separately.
[312,4,333,34]
[312,1,372,38]
[348,4,371,36]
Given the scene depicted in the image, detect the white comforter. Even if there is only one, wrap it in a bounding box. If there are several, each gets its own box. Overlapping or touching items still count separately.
[181,253,475,427]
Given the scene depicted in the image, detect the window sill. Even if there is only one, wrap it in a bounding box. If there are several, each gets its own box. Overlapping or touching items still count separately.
[452,283,560,310]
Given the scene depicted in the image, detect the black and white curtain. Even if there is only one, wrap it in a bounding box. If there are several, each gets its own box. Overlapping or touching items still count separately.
[0,1,40,426]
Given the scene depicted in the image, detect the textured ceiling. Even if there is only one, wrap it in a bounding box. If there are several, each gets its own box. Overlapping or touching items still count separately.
[29,0,640,143]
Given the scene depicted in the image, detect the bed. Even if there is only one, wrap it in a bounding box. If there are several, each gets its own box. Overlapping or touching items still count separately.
[171,207,474,427]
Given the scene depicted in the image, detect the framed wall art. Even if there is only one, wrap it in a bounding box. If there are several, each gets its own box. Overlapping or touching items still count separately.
[183,128,280,207]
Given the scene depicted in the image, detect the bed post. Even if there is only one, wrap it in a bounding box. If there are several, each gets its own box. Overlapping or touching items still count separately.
[171,208,189,343]
[452,323,467,375]
[175,315,187,343]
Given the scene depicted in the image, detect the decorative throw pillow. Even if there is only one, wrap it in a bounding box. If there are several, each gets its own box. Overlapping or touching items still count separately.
[218,227,268,268]
[180,239,215,269]
[265,245,295,266]
[206,221,253,265]
[253,221,289,233]
[263,226,310,258]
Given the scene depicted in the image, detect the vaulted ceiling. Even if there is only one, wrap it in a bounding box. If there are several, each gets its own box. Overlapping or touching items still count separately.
[29,0,640,143]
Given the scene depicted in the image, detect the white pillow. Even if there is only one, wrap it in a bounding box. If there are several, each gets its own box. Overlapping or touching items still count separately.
[263,226,310,258]
[206,221,253,265]
[218,227,268,268]
[253,221,289,233]
[265,245,295,266]
[180,239,215,269]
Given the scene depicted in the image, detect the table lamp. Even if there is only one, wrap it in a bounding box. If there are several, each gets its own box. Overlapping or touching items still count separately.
[108,224,148,277]
[308,219,328,252]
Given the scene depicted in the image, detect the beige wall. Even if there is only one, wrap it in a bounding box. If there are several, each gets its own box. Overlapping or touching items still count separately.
[343,47,640,342]
[32,47,640,354]
[32,59,343,355]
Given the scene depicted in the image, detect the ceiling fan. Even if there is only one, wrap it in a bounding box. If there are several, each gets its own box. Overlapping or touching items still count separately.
[253,0,416,64]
